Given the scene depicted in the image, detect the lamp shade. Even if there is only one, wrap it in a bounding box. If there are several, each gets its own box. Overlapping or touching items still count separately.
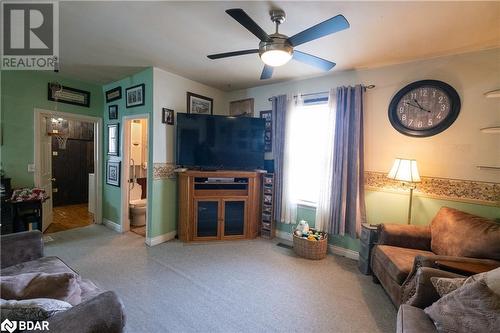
[387,158,421,183]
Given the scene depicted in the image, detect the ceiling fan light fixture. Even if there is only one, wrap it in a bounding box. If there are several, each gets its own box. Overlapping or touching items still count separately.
[260,49,293,67]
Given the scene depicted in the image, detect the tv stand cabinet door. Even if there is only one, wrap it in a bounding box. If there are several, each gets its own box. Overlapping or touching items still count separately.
[193,199,221,241]
[221,198,247,239]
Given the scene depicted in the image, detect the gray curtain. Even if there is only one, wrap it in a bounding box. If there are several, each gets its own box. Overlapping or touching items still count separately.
[330,85,366,237]
[272,95,287,224]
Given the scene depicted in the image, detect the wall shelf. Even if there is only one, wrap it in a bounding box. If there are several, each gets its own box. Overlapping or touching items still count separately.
[484,89,500,98]
[480,126,500,134]
[476,166,500,171]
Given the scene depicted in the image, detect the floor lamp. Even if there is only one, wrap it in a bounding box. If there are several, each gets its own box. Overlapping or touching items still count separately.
[387,158,421,225]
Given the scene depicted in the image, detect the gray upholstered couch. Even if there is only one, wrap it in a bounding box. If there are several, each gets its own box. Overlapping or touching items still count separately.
[1,231,125,333]
[396,267,465,333]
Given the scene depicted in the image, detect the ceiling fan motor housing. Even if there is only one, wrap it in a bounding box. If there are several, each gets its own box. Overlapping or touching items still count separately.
[258,34,293,57]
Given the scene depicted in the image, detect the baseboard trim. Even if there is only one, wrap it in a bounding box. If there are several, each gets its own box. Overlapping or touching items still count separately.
[275,230,293,241]
[145,230,176,247]
[276,230,359,260]
[103,218,122,233]
[329,245,359,260]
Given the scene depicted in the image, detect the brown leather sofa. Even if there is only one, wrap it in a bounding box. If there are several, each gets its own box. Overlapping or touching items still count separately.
[370,206,500,307]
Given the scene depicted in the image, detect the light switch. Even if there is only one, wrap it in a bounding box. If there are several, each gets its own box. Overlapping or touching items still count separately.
[28,164,35,172]
[52,151,58,156]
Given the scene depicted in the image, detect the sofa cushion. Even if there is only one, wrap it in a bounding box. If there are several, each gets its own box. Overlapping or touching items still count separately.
[430,207,500,260]
[430,277,466,297]
[0,298,72,322]
[0,256,77,276]
[397,304,437,333]
[372,245,434,285]
[0,256,102,303]
[0,272,81,305]
[424,280,500,333]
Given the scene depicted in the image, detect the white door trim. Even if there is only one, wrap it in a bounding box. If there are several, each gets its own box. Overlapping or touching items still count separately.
[120,114,150,238]
[34,108,103,226]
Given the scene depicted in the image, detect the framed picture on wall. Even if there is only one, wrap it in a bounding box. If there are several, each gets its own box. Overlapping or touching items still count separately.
[105,86,122,103]
[230,98,254,117]
[162,108,174,125]
[126,84,145,108]
[107,123,119,156]
[48,83,90,107]
[108,105,118,120]
[187,92,213,115]
[106,160,120,187]
[260,110,272,152]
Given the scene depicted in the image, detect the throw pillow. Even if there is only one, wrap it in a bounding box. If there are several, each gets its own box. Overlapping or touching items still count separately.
[0,272,81,305]
[424,280,500,333]
[0,298,72,322]
[430,276,466,297]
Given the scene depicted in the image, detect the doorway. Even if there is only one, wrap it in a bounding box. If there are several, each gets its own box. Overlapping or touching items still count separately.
[34,109,102,233]
[121,115,149,238]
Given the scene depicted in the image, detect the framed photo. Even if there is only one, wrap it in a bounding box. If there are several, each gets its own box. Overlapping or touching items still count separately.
[105,86,122,103]
[106,160,121,187]
[126,84,145,108]
[187,92,213,115]
[230,98,254,117]
[108,105,118,120]
[48,83,90,107]
[107,123,119,156]
[260,110,272,152]
[162,108,174,125]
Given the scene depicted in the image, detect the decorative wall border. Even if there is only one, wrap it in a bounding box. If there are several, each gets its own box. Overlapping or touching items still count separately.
[153,163,176,180]
[364,171,500,206]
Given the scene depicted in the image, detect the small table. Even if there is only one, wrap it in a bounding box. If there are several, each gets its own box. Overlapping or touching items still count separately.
[358,223,379,275]
[435,259,499,276]
[10,199,47,233]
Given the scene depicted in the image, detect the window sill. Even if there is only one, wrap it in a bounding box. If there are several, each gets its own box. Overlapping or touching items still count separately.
[296,201,317,209]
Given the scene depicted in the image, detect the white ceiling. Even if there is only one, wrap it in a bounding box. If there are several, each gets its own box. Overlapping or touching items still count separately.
[59,1,500,91]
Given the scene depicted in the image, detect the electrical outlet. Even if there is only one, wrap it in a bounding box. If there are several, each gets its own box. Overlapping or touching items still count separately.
[52,151,58,156]
[27,164,35,172]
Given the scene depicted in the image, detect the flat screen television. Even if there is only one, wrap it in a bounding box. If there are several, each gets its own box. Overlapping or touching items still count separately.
[176,113,265,170]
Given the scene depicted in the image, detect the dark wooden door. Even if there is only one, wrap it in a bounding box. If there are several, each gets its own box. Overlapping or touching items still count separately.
[52,139,94,206]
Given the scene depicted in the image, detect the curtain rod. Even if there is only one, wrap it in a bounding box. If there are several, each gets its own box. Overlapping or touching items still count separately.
[267,84,375,101]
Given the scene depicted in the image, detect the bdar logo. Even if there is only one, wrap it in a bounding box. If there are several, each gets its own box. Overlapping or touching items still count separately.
[0,319,17,333]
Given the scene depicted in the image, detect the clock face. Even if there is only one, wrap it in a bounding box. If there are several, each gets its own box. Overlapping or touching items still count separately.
[388,80,460,137]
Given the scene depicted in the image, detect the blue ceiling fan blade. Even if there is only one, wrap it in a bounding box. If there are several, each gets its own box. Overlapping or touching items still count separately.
[288,14,350,47]
[293,51,336,71]
[226,9,271,42]
[260,65,273,80]
[207,49,259,59]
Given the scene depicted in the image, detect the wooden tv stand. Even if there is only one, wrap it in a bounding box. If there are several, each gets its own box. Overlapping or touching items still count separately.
[177,170,262,242]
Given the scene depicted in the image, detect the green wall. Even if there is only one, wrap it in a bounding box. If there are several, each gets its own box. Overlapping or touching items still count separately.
[277,190,500,252]
[150,178,177,237]
[0,70,103,187]
[102,68,153,227]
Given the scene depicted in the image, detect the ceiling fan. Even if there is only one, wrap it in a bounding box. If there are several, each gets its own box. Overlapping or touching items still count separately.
[207,8,350,80]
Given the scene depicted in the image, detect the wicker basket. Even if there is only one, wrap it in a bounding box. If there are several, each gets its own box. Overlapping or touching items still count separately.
[293,232,328,260]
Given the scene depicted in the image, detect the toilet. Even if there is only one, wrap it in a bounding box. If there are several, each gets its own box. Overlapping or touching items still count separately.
[129,182,146,227]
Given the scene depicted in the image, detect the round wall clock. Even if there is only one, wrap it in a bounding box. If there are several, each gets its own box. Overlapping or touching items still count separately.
[388,80,461,137]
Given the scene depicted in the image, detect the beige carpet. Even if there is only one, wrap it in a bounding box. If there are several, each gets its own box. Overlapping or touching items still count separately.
[45,225,396,333]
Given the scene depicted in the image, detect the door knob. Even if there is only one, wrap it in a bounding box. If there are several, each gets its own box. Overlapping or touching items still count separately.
[51,178,56,181]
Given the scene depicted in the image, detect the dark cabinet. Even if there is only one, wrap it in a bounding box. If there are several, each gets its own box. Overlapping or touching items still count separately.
[193,199,247,240]
[223,200,246,236]
[195,200,219,238]
[358,223,379,275]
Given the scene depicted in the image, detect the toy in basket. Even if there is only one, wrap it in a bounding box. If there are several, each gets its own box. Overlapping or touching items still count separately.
[293,220,328,260]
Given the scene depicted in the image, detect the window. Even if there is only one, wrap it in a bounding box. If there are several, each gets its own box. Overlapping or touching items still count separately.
[286,100,332,205]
